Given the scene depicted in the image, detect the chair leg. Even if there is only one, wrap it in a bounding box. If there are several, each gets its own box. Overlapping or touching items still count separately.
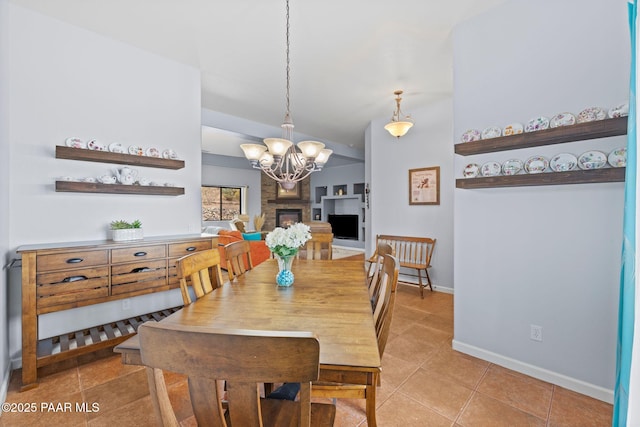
[424,268,433,291]
[417,269,424,299]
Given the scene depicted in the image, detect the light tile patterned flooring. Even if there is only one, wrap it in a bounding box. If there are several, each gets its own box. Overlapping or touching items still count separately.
[1,262,613,426]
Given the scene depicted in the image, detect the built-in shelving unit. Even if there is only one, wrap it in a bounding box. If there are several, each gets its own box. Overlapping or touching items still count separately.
[312,182,366,244]
[455,116,627,189]
[54,146,185,195]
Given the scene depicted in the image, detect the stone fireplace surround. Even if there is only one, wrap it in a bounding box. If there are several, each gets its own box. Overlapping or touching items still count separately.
[260,175,311,230]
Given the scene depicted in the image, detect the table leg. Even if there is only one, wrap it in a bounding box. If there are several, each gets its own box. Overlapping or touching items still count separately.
[365,382,377,426]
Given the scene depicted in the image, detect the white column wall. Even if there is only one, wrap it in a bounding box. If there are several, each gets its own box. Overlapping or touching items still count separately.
[5,4,202,368]
[452,0,629,401]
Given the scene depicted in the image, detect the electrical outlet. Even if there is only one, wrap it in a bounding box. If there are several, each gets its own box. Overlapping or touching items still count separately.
[122,298,131,310]
[530,324,543,342]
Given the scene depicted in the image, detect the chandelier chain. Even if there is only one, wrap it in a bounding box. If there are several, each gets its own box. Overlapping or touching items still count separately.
[285,0,291,118]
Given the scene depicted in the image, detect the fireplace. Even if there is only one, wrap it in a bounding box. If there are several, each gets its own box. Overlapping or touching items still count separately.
[276,209,302,228]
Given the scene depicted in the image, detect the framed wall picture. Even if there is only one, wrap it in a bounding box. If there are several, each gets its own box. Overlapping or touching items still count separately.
[409,166,440,205]
[275,182,301,200]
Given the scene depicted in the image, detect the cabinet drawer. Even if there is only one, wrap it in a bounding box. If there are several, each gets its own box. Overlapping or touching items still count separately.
[36,266,110,311]
[37,250,109,272]
[168,240,212,257]
[111,244,166,264]
[111,259,167,295]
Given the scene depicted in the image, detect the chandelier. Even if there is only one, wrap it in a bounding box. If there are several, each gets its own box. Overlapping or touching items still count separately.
[240,0,332,191]
[384,90,413,138]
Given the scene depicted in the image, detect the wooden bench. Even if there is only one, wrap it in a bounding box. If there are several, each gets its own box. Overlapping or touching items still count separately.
[369,235,436,298]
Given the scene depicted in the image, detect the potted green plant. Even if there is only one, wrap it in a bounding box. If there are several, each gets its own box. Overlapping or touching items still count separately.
[110,219,143,241]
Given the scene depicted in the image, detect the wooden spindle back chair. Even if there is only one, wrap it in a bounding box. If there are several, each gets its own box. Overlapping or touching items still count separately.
[224,240,254,281]
[176,249,224,306]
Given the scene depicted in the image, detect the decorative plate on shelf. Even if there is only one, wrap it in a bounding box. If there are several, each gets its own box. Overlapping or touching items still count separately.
[463,163,481,178]
[576,107,606,123]
[524,156,549,174]
[503,123,524,136]
[65,137,86,149]
[162,149,178,160]
[481,161,501,177]
[461,129,481,143]
[550,153,578,172]
[481,126,502,140]
[577,150,607,170]
[128,145,145,156]
[87,139,106,151]
[608,103,629,118]
[549,112,576,128]
[146,147,161,158]
[525,117,550,132]
[109,142,126,153]
[501,159,523,176]
[607,147,627,167]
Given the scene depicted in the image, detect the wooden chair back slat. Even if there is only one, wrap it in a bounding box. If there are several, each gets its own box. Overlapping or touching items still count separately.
[368,242,394,303]
[224,240,254,281]
[299,233,333,260]
[176,249,223,306]
[138,323,329,427]
[372,254,399,357]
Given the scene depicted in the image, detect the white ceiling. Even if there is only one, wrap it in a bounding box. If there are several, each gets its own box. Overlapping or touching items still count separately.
[10,0,507,151]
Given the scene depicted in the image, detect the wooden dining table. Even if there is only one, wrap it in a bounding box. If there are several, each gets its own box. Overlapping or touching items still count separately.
[116,258,382,426]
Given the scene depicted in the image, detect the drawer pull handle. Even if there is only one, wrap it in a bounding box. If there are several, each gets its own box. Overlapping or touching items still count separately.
[66,258,83,264]
[134,252,147,257]
[131,267,153,273]
[186,246,197,252]
[62,275,87,282]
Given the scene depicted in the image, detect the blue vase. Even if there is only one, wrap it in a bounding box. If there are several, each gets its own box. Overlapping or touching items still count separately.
[276,255,295,287]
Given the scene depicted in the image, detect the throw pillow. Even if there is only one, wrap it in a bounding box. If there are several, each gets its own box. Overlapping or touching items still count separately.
[242,232,262,241]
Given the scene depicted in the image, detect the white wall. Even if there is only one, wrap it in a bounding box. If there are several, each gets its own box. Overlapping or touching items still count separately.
[452,0,629,401]
[0,0,11,404]
[368,97,455,291]
[5,4,202,369]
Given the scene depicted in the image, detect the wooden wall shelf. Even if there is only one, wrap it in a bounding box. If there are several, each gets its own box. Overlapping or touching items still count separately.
[56,181,185,196]
[454,117,627,156]
[56,146,185,169]
[456,168,625,189]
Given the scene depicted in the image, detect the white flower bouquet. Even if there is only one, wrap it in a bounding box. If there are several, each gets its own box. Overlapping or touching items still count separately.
[265,223,312,257]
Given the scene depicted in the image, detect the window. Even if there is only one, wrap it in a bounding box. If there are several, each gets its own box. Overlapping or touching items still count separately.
[201,186,243,221]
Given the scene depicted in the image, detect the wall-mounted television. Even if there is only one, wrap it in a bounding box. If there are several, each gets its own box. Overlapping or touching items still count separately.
[327,214,358,240]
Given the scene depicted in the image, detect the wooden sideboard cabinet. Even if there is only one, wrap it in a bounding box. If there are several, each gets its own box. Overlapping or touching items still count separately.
[17,234,218,391]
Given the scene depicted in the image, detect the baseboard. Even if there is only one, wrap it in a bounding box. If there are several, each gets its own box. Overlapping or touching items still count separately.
[397,275,454,294]
[452,340,613,404]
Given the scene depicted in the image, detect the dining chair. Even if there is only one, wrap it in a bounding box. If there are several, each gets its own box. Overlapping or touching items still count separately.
[311,254,399,405]
[367,242,394,305]
[137,322,336,427]
[177,248,224,306]
[224,240,254,281]
[298,232,334,260]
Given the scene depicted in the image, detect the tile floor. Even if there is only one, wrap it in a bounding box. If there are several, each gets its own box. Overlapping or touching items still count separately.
[1,265,613,426]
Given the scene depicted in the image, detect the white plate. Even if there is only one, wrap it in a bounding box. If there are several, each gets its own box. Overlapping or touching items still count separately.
[577,150,607,170]
[525,117,550,132]
[609,103,629,118]
[461,129,481,143]
[549,113,576,128]
[463,163,480,178]
[608,147,627,167]
[502,159,523,176]
[524,156,549,174]
[481,126,502,140]
[65,137,86,149]
[550,153,578,172]
[109,142,126,153]
[481,161,501,177]
[146,147,161,158]
[162,149,178,160]
[87,139,106,151]
[577,107,606,123]
[129,145,145,156]
[503,123,524,136]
